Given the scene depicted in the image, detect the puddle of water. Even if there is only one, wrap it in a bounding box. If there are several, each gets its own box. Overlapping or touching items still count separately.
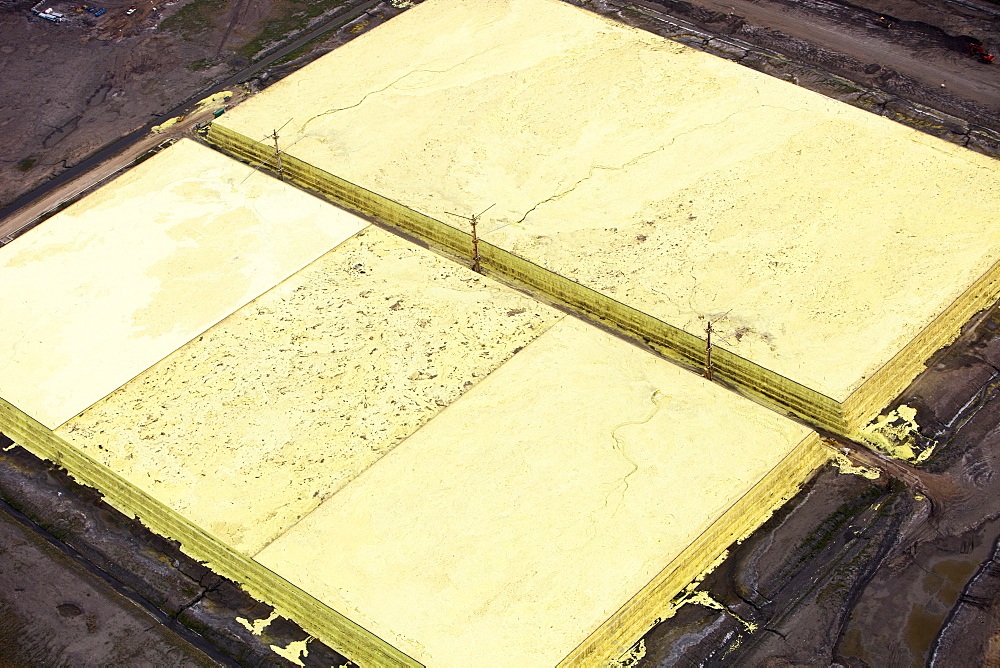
[905,604,947,661]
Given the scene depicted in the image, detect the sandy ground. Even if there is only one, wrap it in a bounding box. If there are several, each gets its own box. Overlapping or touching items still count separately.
[0,139,367,429]
[215,0,1000,407]
[57,226,561,555]
[255,317,816,666]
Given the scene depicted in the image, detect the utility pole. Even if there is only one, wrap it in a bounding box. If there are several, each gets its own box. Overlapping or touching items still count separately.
[446,204,495,274]
[268,128,284,181]
[470,213,482,273]
[704,321,714,381]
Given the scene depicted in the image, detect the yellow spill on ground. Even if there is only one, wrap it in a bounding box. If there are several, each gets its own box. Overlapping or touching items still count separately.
[194,91,232,111]
[833,453,882,480]
[57,227,561,555]
[860,405,925,461]
[254,318,816,666]
[151,116,183,133]
[611,639,646,668]
[216,0,1000,405]
[0,138,366,429]
[270,638,309,666]
[237,610,279,635]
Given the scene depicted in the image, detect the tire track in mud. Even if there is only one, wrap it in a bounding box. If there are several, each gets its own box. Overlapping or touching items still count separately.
[216,0,249,59]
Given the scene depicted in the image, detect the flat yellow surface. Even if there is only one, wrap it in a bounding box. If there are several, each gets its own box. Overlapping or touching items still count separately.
[217,0,1000,402]
[256,318,813,666]
[57,227,561,555]
[0,139,366,429]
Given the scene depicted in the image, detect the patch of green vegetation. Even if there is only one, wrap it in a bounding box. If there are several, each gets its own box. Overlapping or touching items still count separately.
[16,157,36,172]
[186,57,215,71]
[270,31,328,66]
[238,0,346,61]
[161,0,227,40]
[796,485,885,565]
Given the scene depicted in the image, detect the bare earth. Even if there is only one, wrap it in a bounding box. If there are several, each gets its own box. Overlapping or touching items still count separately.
[0,0,338,209]
[0,495,217,666]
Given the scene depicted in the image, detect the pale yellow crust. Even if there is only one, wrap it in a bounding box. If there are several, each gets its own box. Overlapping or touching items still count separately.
[57,227,562,555]
[256,318,814,666]
[217,0,1000,402]
[0,139,367,428]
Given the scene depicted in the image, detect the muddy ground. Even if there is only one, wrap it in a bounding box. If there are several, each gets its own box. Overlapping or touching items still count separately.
[0,432,356,667]
[0,490,218,667]
[1,0,999,664]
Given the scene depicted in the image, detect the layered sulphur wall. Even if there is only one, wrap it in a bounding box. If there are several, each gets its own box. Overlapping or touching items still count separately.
[254,318,826,666]
[0,396,419,666]
[206,123,846,436]
[212,0,1000,431]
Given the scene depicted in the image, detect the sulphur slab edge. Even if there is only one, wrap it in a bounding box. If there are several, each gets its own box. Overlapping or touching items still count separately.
[253,317,816,666]
[213,0,1000,408]
[0,138,368,429]
[205,123,850,443]
[559,432,831,665]
[845,257,1000,432]
[55,225,564,556]
[0,395,420,666]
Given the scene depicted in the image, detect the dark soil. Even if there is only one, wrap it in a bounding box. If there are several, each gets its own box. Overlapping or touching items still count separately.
[0,434,356,667]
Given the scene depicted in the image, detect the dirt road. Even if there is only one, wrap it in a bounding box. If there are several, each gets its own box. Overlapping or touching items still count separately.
[614,0,1000,134]
[0,100,239,245]
[675,0,999,108]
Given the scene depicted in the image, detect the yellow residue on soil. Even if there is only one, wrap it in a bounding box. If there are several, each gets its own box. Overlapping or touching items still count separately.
[217,0,1000,403]
[834,453,882,479]
[236,610,279,635]
[194,91,232,111]
[151,116,183,133]
[860,405,928,462]
[253,318,813,666]
[270,638,309,666]
[57,227,561,555]
[683,591,758,633]
[0,138,365,429]
[610,639,646,668]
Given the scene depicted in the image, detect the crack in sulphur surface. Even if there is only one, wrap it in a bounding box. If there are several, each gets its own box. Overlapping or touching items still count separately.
[556,389,669,551]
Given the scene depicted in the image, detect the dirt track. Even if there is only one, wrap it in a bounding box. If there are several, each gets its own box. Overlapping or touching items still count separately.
[0,493,219,667]
[663,0,999,109]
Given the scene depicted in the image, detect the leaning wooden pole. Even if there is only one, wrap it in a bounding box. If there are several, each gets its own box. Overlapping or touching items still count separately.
[704,321,714,381]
